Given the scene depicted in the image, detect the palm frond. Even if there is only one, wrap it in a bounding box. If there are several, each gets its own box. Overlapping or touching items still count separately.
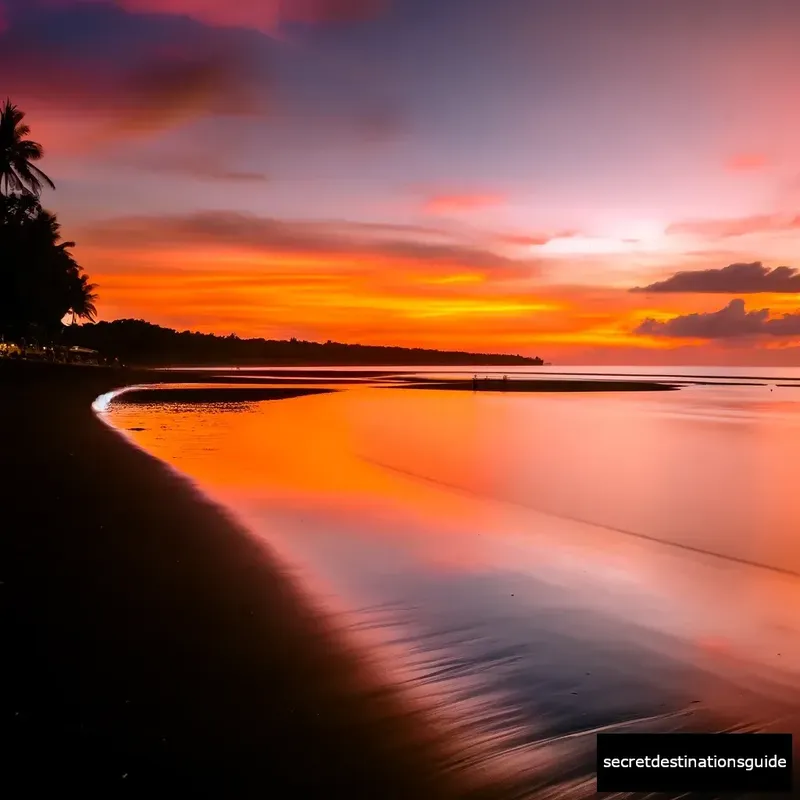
[24,162,56,191]
[0,169,24,194]
[18,140,45,160]
[0,101,55,196]
[11,166,45,196]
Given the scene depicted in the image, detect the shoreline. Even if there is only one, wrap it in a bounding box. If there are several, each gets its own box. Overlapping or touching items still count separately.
[1,362,511,797]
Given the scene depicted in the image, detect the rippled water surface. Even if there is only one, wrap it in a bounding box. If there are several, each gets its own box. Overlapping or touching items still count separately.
[102,370,800,796]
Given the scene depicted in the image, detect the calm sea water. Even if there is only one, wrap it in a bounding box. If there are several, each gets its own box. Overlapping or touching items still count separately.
[100,367,800,797]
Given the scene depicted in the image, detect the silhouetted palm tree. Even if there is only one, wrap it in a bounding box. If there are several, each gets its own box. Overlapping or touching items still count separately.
[0,100,56,196]
[0,106,100,340]
[0,193,95,337]
[69,274,99,325]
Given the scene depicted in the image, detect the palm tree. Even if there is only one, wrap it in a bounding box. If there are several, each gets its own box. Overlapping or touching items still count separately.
[68,273,99,325]
[0,99,56,196]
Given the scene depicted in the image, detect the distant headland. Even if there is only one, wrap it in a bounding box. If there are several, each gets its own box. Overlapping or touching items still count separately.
[62,319,546,367]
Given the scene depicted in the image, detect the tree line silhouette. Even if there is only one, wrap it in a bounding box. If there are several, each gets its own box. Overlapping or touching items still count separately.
[64,319,544,367]
[0,100,97,342]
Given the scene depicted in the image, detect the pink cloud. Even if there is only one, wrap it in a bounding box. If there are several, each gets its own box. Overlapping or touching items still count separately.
[725,153,770,172]
[70,0,387,33]
[495,230,580,247]
[497,233,553,246]
[424,194,507,214]
[667,213,800,239]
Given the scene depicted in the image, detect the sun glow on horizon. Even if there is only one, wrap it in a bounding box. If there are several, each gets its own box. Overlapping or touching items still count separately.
[538,220,668,256]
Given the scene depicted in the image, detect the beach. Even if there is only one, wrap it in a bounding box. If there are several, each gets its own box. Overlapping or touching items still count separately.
[6,3,800,794]
[1,361,517,797]
[7,362,788,798]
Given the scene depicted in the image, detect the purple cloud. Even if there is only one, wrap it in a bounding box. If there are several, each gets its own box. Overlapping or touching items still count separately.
[635,299,800,340]
[631,262,800,294]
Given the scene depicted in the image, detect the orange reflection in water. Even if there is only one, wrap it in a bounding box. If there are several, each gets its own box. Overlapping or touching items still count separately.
[111,387,503,570]
[108,384,800,675]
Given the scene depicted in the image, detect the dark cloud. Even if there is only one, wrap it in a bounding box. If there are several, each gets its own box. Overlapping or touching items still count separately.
[125,150,269,183]
[68,0,387,34]
[635,299,800,340]
[631,262,800,294]
[667,214,800,239]
[80,211,542,273]
[0,5,271,144]
[156,165,270,183]
[204,171,269,183]
[2,0,399,154]
[110,52,269,138]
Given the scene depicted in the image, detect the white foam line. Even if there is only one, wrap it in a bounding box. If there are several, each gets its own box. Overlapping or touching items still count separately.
[91,384,150,416]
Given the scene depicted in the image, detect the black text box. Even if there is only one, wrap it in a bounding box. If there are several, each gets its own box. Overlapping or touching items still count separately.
[596,733,792,793]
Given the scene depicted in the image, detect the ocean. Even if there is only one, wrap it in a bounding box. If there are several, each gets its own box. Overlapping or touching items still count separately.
[100,367,800,796]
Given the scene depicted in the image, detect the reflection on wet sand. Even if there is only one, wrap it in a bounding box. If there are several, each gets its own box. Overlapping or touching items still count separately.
[105,382,800,796]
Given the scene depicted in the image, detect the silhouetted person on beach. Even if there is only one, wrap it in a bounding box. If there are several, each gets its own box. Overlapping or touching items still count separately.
[472,374,478,391]
[502,375,508,390]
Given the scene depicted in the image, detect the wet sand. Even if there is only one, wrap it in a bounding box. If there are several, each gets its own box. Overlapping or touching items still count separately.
[115,386,337,404]
[0,362,512,797]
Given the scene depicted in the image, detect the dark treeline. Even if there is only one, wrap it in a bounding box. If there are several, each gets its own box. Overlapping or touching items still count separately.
[0,100,97,341]
[64,319,545,367]
[0,193,97,340]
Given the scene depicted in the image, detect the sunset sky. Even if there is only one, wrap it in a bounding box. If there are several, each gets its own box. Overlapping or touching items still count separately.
[3,0,800,364]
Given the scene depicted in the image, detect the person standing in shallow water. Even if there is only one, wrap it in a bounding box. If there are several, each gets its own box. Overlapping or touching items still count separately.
[473,374,478,391]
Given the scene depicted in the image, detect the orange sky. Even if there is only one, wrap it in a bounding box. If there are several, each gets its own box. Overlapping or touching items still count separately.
[4,0,800,364]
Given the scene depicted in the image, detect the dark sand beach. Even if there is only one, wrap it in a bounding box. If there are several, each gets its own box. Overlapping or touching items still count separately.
[1,362,515,798]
